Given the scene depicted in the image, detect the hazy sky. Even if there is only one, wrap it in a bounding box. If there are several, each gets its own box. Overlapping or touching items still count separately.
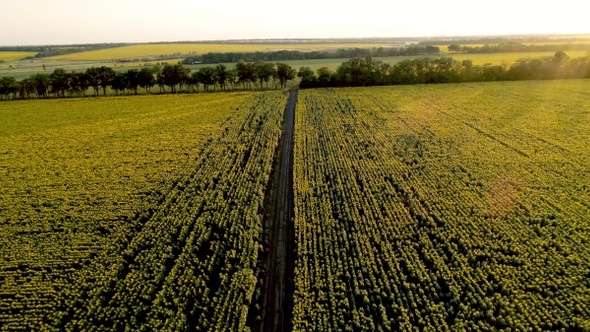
[1,0,588,45]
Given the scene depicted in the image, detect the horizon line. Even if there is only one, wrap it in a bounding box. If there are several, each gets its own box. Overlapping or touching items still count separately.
[2,32,590,48]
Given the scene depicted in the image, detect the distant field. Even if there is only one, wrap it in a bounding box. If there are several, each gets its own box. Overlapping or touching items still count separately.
[2,50,589,80]
[0,59,110,80]
[0,58,188,80]
[523,41,590,46]
[437,41,590,53]
[186,57,377,72]
[435,44,486,51]
[0,52,37,61]
[48,43,392,60]
[274,50,590,71]
[447,50,590,65]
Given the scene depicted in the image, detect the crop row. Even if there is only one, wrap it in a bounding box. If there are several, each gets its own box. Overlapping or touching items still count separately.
[0,92,285,331]
[292,82,590,331]
[44,92,286,331]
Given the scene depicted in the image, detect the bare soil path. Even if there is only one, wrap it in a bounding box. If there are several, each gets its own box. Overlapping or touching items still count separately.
[250,89,297,332]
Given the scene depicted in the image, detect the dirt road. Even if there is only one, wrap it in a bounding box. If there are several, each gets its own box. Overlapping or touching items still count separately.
[256,89,297,332]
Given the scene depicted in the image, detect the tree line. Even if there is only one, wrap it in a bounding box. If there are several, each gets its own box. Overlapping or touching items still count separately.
[0,62,297,100]
[4,52,588,100]
[183,46,441,65]
[298,52,590,88]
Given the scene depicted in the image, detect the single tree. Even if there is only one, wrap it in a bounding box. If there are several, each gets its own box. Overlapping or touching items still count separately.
[226,68,238,90]
[176,64,191,92]
[49,68,70,97]
[96,66,116,95]
[138,67,155,94]
[236,61,254,90]
[254,62,275,89]
[298,66,316,82]
[85,67,101,96]
[215,64,228,91]
[448,44,461,52]
[190,71,201,92]
[110,72,127,95]
[160,64,190,93]
[30,73,50,98]
[316,67,333,86]
[125,69,141,95]
[553,51,569,64]
[197,67,216,92]
[153,65,166,93]
[160,64,177,93]
[0,77,17,100]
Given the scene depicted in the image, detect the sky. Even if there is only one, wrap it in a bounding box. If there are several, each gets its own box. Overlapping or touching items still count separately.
[1,0,588,46]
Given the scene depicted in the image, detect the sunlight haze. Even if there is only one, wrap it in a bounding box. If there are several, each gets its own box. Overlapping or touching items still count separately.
[0,0,588,45]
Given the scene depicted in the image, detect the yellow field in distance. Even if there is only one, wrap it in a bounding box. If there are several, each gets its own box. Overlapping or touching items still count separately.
[436,44,486,52]
[523,41,590,46]
[448,50,590,65]
[0,52,37,61]
[438,41,590,53]
[49,43,393,60]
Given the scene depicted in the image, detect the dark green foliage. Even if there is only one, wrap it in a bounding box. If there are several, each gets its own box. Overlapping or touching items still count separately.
[183,46,441,65]
[0,76,17,99]
[276,63,296,88]
[299,53,590,88]
[0,62,297,100]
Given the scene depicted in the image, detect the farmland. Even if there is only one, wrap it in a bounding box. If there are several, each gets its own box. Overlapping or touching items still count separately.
[230,50,590,70]
[5,50,590,83]
[48,43,393,61]
[447,50,590,65]
[0,52,37,62]
[0,92,287,330]
[2,77,590,331]
[293,81,590,330]
[436,42,590,51]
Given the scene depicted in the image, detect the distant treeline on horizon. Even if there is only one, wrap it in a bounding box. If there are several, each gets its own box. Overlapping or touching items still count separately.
[1,51,589,101]
[298,51,590,88]
[182,46,440,65]
[0,62,298,100]
[2,33,590,61]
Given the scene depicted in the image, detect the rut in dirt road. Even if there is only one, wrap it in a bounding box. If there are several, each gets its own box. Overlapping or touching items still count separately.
[248,90,297,332]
